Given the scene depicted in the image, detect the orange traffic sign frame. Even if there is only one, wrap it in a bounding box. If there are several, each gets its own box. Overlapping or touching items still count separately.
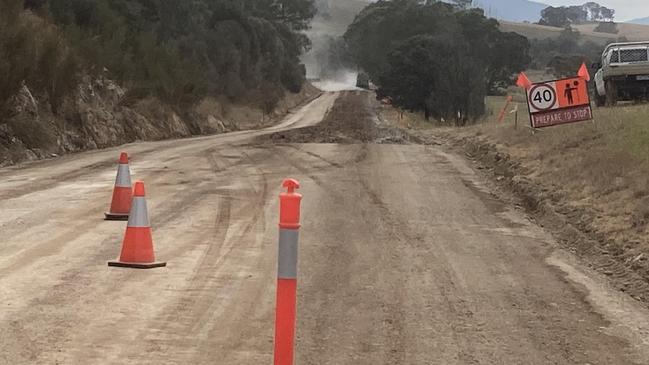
[526,76,592,128]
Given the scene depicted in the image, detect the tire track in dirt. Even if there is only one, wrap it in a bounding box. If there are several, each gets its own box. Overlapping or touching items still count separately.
[271,144,410,364]
[1,233,125,364]
[0,202,105,274]
[0,159,116,200]
[0,92,340,364]
[396,145,640,364]
[24,146,246,362]
[0,147,231,276]
[268,144,369,197]
[0,146,168,200]
[280,144,344,168]
[0,133,263,360]
[187,150,281,364]
[0,157,235,363]
[127,148,272,363]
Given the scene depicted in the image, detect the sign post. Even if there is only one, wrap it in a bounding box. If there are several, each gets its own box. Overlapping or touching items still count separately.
[525,76,593,128]
[510,105,519,130]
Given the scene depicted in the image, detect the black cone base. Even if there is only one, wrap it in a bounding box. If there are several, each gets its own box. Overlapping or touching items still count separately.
[104,212,129,221]
[108,260,167,269]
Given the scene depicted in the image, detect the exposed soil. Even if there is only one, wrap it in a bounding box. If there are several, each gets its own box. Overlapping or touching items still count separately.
[267,91,649,309]
[259,91,421,145]
[0,79,321,167]
[3,91,649,363]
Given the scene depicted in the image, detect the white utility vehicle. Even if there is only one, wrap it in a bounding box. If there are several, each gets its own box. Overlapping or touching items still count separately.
[594,42,649,106]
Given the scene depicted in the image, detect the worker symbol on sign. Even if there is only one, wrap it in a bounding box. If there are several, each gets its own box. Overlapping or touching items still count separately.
[564,80,580,105]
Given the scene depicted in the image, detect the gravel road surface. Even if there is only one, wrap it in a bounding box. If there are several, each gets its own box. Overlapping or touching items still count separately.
[1,91,648,364]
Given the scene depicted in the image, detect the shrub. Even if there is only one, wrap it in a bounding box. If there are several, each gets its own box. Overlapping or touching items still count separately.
[594,22,619,34]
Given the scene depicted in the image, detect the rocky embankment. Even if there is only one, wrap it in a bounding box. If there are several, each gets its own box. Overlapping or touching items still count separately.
[260,90,420,145]
[0,77,320,166]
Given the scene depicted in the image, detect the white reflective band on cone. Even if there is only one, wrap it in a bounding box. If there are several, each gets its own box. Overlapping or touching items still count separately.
[115,164,132,188]
[278,229,299,279]
[127,197,150,227]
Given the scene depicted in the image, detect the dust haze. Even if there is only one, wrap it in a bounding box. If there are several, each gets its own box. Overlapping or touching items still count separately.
[302,0,370,91]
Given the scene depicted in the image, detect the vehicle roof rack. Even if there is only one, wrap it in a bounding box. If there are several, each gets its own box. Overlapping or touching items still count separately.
[604,42,649,53]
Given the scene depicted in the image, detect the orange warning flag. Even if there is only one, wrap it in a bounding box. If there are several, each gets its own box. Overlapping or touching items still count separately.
[578,62,591,81]
[516,72,532,89]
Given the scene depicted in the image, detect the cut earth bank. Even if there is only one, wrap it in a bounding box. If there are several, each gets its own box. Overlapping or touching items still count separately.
[0,79,320,167]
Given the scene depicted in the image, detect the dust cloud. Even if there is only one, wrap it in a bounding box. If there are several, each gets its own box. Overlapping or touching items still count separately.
[302,0,370,91]
[310,70,359,91]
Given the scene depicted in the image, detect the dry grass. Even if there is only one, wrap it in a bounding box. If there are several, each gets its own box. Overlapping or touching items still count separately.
[500,20,649,43]
[405,92,649,225]
[574,22,649,42]
[457,97,649,295]
[480,95,649,197]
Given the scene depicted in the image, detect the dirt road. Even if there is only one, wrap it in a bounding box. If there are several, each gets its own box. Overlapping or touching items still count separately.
[1,91,649,364]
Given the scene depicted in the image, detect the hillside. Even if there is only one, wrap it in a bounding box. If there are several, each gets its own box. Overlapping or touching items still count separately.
[575,22,649,41]
[0,0,319,166]
[474,0,548,22]
[500,20,649,43]
[629,17,649,25]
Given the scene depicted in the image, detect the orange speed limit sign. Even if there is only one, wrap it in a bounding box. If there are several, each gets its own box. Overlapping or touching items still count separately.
[526,77,592,128]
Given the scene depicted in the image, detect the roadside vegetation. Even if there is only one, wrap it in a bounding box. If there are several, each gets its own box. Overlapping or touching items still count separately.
[538,2,614,27]
[529,27,608,77]
[0,1,77,114]
[343,0,530,123]
[0,0,316,116]
[0,0,321,166]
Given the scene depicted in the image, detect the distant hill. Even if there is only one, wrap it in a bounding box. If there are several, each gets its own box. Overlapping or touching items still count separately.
[500,21,649,43]
[628,17,649,25]
[473,0,548,22]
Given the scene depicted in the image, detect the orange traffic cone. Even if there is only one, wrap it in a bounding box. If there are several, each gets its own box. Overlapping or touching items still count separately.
[108,181,166,269]
[105,152,133,221]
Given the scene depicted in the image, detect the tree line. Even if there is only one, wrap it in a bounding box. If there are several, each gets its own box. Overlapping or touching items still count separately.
[0,0,316,116]
[539,2,615,28]
[344,0,530,123]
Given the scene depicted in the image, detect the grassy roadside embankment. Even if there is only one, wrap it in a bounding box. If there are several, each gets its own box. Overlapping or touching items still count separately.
[383,93,649,306]
[500,20,649,43]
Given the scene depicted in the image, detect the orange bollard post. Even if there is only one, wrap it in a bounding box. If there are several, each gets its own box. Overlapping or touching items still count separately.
[498,95,514,123]
[105,152,133,221]
[273,179,302,365]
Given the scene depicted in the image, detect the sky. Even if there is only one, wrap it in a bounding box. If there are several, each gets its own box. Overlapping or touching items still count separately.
[542,0,649,21]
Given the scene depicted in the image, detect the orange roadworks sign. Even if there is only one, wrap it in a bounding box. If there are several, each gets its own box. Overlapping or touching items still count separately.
[556,78,589,108]
[526,77,592,128]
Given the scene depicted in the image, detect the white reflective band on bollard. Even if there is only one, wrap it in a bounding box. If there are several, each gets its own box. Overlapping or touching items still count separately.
[278,229,299,279]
